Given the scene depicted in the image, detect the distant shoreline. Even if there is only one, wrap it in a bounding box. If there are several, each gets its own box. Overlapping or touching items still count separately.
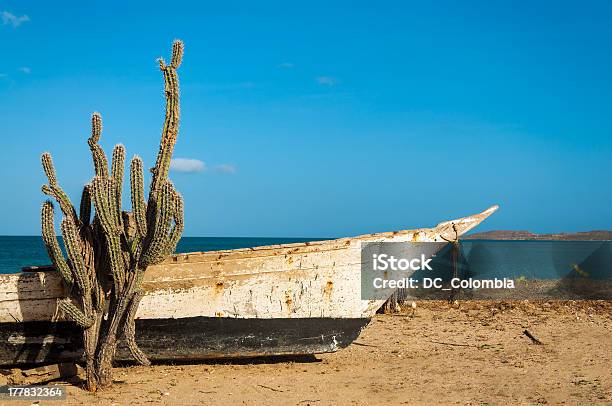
[465,230,612,241]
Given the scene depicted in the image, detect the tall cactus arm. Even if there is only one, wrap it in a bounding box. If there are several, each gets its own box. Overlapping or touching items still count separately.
[91,218,111,305]
[164,191,184,257]
[170,40,183,69]
[107,234,127,294]
[41,153,79,224]
[149,40,183,197]
[91,177,127,292]
[91,177,123,236]
[88,112,109,178]
[129,156,147,238]
[41,152,58,185]
[92,281,105,312]
[80,184,92,226]
[60,217,91,295]
[90,111,102,144]
[111,144,125,210]
[107,177,122,232]
[91,177,115,236]
[139,181,176,267]
[41,201,73,287]
[41,183,77,223]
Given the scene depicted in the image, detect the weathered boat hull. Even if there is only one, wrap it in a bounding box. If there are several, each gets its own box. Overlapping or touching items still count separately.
[0,205,498,365]
[0,317,370,365]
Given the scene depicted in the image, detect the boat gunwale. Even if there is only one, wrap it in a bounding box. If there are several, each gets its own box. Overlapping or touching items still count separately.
[161,205,499,265]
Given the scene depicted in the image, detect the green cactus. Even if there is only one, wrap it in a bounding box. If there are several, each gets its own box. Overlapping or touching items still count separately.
[39,40,185,392]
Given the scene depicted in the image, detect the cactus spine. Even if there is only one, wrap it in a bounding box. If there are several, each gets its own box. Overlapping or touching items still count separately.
[39,41,185,391]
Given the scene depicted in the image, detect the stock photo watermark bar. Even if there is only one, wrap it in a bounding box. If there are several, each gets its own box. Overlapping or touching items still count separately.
[361,241,612,300]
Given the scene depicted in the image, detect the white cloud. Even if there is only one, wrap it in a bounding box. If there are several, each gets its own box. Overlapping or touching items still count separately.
[19,67,30,74]
[2,11,30,28]
[278,62,294,69]
[214,164,237,174]
[316,76,338,86]
[170,158,206,173]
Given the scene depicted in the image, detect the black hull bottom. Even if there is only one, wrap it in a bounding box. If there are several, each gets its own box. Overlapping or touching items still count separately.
[0,317,371,366]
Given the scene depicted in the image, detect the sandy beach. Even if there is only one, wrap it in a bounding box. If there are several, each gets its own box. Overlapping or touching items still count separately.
[36,300,608,405]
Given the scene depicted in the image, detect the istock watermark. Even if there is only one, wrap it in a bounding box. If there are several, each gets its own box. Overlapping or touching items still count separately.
[372,253,434,272]
[361,241,516,300]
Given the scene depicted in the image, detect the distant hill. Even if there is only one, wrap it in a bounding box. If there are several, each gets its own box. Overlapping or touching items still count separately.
[465,230,612,241]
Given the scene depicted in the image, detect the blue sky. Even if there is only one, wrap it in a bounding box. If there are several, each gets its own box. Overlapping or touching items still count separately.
[1,1,611,237]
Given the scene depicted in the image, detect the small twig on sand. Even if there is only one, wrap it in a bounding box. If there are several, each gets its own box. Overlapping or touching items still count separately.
[428,340,479,348]
[523,329,544,345]
[353,342,379,348]
[298,400,321,404]
[258,384,284,392]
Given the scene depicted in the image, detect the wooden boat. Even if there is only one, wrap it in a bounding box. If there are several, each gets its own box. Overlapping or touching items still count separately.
[0,205,498,365]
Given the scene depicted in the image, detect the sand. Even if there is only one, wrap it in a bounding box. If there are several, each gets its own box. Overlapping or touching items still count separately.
[28,300,612,405]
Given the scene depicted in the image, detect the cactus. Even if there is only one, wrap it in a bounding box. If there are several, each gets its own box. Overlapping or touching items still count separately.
[39,41,185,391]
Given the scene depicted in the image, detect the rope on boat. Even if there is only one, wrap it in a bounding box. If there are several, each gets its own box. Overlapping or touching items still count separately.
[440,224,461,303]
